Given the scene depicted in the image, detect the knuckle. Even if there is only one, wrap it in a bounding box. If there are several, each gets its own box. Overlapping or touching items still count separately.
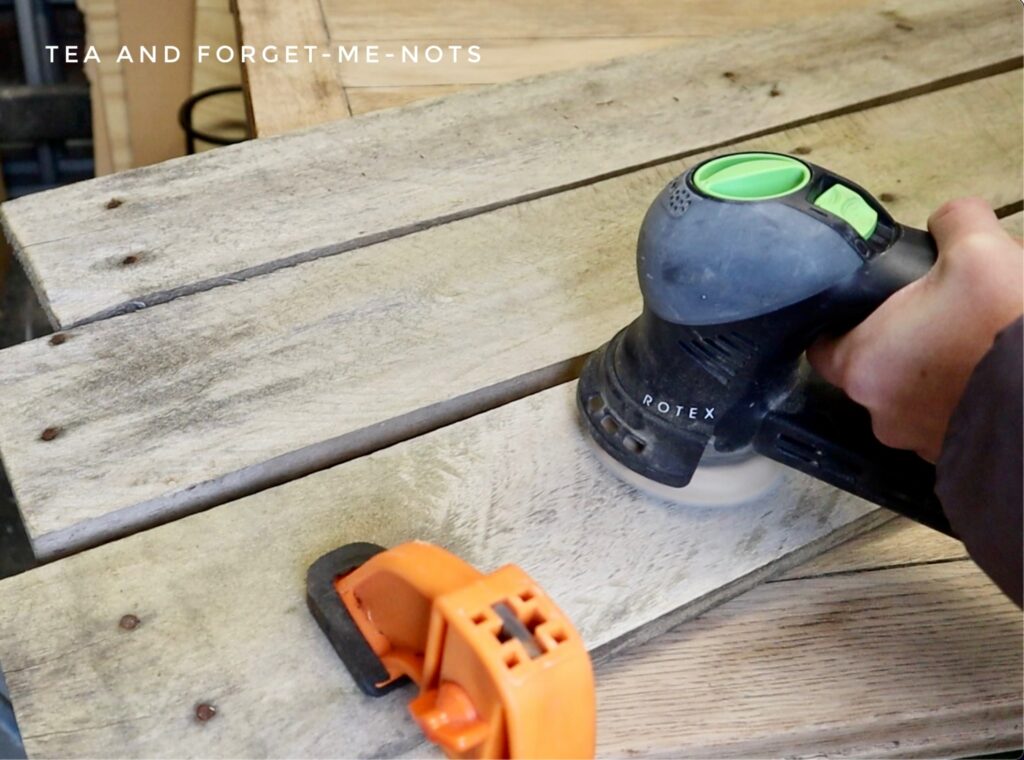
[930,195,988,225]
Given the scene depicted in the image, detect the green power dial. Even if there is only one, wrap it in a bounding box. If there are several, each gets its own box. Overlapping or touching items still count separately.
[693,153,810,201]
[693,152,880,239]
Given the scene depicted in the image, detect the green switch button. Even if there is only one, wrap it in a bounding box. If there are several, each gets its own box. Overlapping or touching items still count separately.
[814,184,878,239]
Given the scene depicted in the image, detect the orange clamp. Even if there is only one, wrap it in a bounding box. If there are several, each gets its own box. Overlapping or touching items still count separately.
[309,541,595,759]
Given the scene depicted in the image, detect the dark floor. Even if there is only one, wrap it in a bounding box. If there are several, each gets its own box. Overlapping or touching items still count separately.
[0,471,34,581]
[0,258,48,580]
[0,258,43,758]
[0,481,34,580]
[0,666,25,759]
[1,0,84,583]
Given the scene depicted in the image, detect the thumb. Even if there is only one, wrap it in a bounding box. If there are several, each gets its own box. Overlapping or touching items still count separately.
[928,197,1005,261]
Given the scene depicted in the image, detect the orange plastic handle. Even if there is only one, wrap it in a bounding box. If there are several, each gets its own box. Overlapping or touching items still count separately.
[335,541,596,759]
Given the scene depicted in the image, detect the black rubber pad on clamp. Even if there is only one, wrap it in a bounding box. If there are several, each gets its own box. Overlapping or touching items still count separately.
[306,542,409,697]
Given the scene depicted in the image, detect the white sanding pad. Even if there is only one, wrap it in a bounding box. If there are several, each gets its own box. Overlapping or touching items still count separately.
[585,434,783,507]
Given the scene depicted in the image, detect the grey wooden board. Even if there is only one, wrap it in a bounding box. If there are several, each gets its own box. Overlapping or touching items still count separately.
[0,381,888,758]
[0,71,1020,560]
[595,558,1023,758]
[1,0,1019,328]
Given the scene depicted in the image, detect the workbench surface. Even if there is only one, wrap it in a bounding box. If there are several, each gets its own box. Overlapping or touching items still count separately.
[0,1,1021,756]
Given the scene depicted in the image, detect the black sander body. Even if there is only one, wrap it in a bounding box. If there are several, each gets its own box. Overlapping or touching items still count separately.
[577,152,953,536]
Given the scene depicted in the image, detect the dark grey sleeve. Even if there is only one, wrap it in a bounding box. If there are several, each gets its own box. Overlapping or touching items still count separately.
[936,316,1022,607]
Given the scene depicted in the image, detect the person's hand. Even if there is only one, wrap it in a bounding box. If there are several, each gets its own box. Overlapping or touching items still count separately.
[807,197,1024,462]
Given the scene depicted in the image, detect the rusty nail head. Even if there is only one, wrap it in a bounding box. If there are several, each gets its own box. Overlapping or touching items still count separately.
[195,703,217,722]
[119,614,140,630]
[40,426,60,441]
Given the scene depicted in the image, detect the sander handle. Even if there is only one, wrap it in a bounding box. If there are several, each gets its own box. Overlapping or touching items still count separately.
[824,225,937,331]
[762,225,953,536]
[755,373,954,536]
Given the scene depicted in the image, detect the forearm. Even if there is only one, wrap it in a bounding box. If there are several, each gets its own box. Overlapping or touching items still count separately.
[936,317,1023,606]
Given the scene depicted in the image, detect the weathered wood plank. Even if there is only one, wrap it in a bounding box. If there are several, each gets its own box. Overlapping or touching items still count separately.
[117,0,196,167]
[1,72,1020,560]
[597,559,1023,758]
[0,381,887,758]
[77,0,196,172]
[320,0,878,89]
[323,0,877,40]
[3,0,1018,328]
[778,515,967,580]
[233,0,351,137]
[331,37,683,88]
[191,0,248,150]
[77,0,133,173]
[272,1,883,122]
[345,84,471,115]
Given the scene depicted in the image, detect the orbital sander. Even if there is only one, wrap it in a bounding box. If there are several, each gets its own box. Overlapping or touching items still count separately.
[578,152,954,536]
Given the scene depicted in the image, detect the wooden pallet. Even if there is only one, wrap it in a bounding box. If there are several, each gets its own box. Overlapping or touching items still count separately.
[0,0,1020,755]
[2,58,1022,563]
[237,0,961,129]
[4,0,1018,330]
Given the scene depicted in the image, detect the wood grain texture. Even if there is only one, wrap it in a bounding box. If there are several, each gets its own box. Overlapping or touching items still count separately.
[84,51,115,176]
[191,0,248,150]
[596,559,1023,758]
[0,382,888,757]
[117,0,196,167]
[77,0,114,175]
[321,0,881,40]
[1,71,1020,560]
[345,84,472,115]
[78,0,134,173]
[332,37,682,87]
[3,0,1019,328]
[78,0,195,171]
[250,1,887,125]
[318,0,888,88]
[778,516,967,580]
[233,0,351,137]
